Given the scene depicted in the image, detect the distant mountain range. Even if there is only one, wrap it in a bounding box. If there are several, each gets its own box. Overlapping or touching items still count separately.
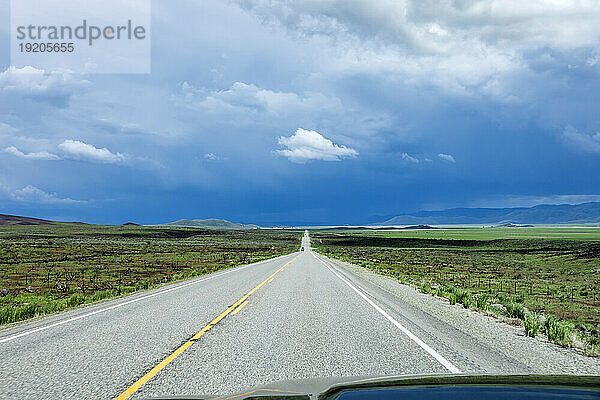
[3,202,599,228]
[162,219,259,229]
[376,202,600,225]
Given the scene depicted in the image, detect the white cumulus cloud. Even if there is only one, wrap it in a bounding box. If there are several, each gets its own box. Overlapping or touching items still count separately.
[277,128,358,163]
[4,146,60,160]
[8,185,83,204]
[0,66,89,97]
[438,153,456,163]
[58,140,127,164]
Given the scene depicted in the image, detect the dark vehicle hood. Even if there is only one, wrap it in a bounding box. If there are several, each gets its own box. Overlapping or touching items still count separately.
[143,374,600,400]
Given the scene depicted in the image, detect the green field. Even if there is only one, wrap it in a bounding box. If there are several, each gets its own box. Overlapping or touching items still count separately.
[319,226,600,241]
[0,224,301,325]
[311,227,600,355]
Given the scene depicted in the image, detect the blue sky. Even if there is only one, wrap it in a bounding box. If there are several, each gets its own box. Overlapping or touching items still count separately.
[1,1,599,225]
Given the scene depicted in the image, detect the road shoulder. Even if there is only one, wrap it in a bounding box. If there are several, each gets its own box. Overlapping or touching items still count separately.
[318,253,600,375]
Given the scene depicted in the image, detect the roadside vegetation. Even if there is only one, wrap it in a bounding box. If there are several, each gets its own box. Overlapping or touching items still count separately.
[312,228,600,357]
[0,224,300,326]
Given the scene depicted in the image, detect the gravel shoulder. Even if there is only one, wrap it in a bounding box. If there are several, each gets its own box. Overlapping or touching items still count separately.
[322,254,600,375]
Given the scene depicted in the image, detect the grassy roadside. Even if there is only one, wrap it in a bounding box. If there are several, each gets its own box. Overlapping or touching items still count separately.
[0,224,301,326]
[311,228,600,357]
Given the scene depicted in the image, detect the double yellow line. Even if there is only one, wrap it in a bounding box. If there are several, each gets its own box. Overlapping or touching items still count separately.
[116,254,299,400]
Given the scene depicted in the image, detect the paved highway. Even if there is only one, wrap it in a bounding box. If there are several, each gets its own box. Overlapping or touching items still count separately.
[0,232,544,399]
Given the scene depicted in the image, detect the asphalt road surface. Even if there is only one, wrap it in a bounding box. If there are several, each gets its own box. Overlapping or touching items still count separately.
[0,232,548,399]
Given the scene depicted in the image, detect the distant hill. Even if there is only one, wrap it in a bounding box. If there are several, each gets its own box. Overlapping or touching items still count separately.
[0,214,55,226]
[402,225,438,229]
[162,219,260,230]
[495,223,534,228]
[377,202,600,225]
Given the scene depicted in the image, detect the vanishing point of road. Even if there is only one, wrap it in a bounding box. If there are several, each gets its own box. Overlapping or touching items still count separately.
[0,232,548,399]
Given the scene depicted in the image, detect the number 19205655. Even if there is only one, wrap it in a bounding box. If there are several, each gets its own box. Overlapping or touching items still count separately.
[19,42,74,52]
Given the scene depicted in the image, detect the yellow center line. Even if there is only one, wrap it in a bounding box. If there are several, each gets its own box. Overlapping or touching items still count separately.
[232,300,249,314]
[115,254,299,400]
[267,277,274,283]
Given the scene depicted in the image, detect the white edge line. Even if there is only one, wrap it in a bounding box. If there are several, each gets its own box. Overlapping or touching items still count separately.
[313,252,462,374]
[0,252,297,344]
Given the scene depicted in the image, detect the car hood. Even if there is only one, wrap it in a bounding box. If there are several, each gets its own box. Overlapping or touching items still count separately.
[142,374,600,400]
